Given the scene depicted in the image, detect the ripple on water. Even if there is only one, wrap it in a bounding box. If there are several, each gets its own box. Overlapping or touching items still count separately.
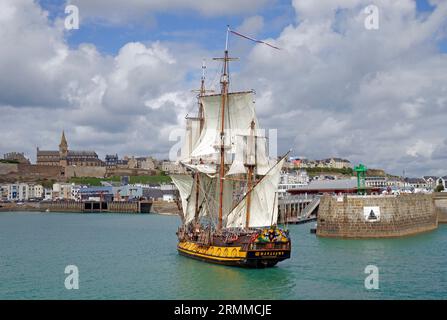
[0,212,446,299]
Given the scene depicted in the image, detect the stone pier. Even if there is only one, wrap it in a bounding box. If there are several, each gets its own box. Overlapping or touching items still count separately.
[317,194,437,238]
[39,200,152,213]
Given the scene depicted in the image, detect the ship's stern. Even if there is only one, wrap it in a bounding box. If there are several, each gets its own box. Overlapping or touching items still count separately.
[243,227,291,268]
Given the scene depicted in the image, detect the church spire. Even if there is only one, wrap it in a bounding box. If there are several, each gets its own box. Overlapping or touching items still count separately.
[59,130,68,150]
[59,130,68,161]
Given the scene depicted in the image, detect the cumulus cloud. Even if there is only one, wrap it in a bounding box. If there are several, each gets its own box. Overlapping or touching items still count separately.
[1,0,447,177]
[0,0,195,161]
[233,0,447,176]
[238,15,265,36]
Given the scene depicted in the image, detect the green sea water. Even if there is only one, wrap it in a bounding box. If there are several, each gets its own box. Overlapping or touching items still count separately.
[0,212,445,299]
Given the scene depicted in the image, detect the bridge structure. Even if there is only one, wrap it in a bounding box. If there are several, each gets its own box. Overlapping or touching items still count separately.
[278,194,320,224]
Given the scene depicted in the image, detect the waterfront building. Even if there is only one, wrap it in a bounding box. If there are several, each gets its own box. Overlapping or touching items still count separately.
[51,183,83,200]
[6,184,20,201]
[278,171,309,199]
[32,184,44,199]
[78,186,114,202]
[52,183,75,200]
[160,183,176,191]
[405,178,428,190]
[162,192,176,202]
[4,183,43,201]
[365,176,387,188]
[143,188,163,200]
[385,177,405,188]
[37,131,103,167]
[142,185,178,202]
[114,185,143,201]
[287,178,383,195]
[423,176,438,190]
[43,188,52,201]
[0,185,7,200]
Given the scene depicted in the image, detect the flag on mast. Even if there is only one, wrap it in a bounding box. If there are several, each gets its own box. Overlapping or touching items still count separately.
[229,28,281,50]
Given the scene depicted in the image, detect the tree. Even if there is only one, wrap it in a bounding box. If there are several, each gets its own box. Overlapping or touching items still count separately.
[435,184,445,192]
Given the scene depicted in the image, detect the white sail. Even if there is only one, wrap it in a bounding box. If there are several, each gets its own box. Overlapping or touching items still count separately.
[226,135,271,176]
[254,137,272,175]
[181,173,233,225]
[225,157,285,228]
[191,92,257,160]
[226,135,247,176]
[180,118,201,161]
[170,174,194,221]
[183,175,201,225]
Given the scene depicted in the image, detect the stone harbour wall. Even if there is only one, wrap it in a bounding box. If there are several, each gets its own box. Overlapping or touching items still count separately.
[152,200,181,215]
[317,194,437,238]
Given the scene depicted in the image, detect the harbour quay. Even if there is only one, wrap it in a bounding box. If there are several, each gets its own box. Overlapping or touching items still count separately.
[316,193,441,238]
[39,200,152,213]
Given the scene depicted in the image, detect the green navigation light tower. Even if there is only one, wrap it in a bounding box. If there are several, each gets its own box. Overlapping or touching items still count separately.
[354,164,367,195]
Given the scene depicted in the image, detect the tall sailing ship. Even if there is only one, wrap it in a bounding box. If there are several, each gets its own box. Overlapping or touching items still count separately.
[171,31,291,268]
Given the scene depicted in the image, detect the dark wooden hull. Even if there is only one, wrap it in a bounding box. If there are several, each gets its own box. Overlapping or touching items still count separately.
[177,227,291,268]
[178,247,289,268]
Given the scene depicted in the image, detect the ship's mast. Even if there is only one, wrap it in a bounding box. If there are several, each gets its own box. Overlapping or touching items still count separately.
[198,60,206,131]
[245,120,256,229]
[214,26,237,231]
[190,60,213,224]
[191,60,210,131]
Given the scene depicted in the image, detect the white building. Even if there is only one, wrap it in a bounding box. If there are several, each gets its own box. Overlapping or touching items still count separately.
[52,183,78,200]
[365,176,387,188]
[163,193,175,202]
[32,184,44,199]
[44,188,52,201]
[278,171,309,198]
[160,183,177,191]
[4,183,43,201]
[0,185,7,200]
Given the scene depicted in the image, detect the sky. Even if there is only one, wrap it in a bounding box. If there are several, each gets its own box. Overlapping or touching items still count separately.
[0,0,446,177]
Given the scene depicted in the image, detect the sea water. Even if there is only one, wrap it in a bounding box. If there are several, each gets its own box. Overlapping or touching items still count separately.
[0,212,445,299]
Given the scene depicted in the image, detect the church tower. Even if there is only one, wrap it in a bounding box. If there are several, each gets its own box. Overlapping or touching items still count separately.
[59,130,68,167]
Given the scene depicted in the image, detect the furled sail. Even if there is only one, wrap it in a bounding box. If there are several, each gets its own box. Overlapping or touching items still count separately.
[183,162,217,176]
[190,91,257,160]
[225,157,285,228]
